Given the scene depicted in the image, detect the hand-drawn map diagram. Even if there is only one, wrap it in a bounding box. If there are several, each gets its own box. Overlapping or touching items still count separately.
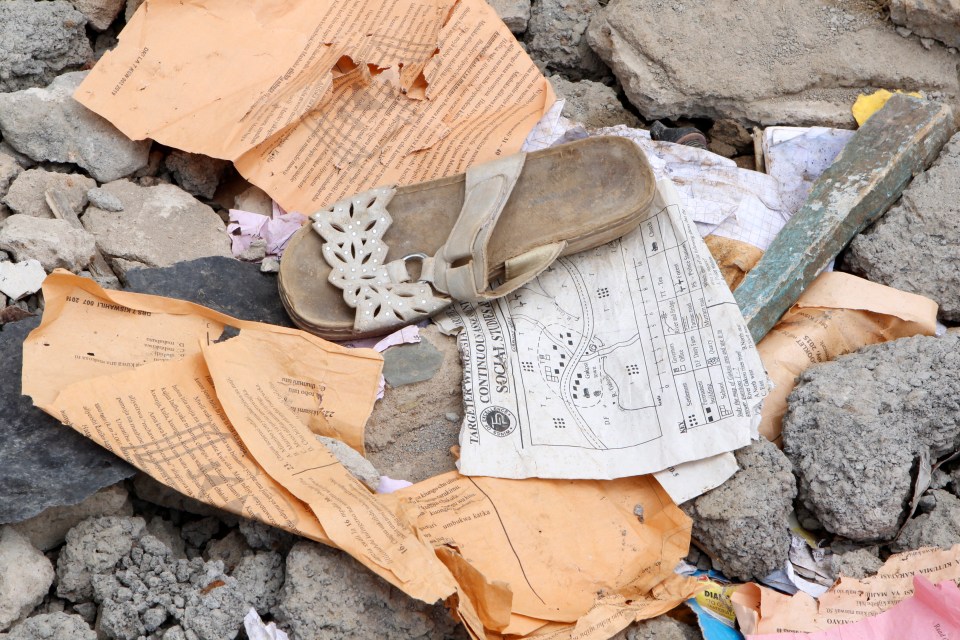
[441,181,769,479]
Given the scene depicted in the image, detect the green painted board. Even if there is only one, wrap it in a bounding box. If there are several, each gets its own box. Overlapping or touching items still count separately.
[735,95,955,344]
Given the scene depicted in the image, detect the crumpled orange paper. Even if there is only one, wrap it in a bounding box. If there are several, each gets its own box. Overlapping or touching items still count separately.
[22,272,698,639]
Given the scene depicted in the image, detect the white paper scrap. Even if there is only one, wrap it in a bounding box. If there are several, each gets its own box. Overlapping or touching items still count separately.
[243,609,289,640]
[436,180,769,480]
[653,452,740,504]
[762,126,855,215]
[0,259,46,301]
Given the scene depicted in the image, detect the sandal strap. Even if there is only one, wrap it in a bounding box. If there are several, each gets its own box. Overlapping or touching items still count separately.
[311,154,563,332]
[429,152,527,301]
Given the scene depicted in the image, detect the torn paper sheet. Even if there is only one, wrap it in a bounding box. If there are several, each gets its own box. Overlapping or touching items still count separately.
[761,127,855,215]
[23,273,699,639]
[518,575,701,640]
[76,0,554,212]
[227,208,307,259]
[748,577,960,640]
[436,180,769,481]
[382,472,696,633]
[733,545,960,636]
[756,272,938,445]
[654,453,739,505]
[522,113,791,251]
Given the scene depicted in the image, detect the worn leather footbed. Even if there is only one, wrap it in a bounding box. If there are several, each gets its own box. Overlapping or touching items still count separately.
[279,136,656,340]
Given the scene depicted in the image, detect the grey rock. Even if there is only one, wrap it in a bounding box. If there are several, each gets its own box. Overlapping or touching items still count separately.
[316,436,380,491]
[3,613,95,640]
[609,616,701,640]
[232,185,272,217]
[488,0,531,34]
[57,516,146,603]
[0,317,134,525]
[275,541,465,640]
[0,528,55,631]
[890,0,960,49]
[123,257,293,327]
[180,519,221,550]
[90,533,261,640]
[893,489,960,552]
[86,187,124,212]
[146,517,186,560]
[259,257,280,273]
[365,326,463,483]
[81,181,231,276]
[11,484,131,552]
[203,531,251,574]
[0,215,96,272]
[550,76,640,128]
[0,260,46,301]
[68,0,125,31]
[73,602,98,624]
[784,334,960,541]
[382,338,444,387]
[527,0,608,79]
[0,1,92,93]
[846,132,960,322]
[586,0,960,125]
[0,72,150,182]
[831,547,883,579]
[237,520,294,554]
[682,439,796,581]
[0,145,33,171]
[163,151,229,200]
[237,238,266,263]
[3,169,95,219]
[709,119,754,153]
[232,551,284,612]
[0,154,23,217]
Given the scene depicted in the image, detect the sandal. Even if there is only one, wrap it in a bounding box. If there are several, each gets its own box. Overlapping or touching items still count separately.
[279,136,655,340]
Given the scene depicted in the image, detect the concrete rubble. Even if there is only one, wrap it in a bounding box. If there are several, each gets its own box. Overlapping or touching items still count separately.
[81,181,232,277]
[846,131,960,322]
[784,333,960,541]
[0,73,151,182]
[585,0,960,126]
[3,169,96,218]
[275,542,464,640]
[0,528,55,632]
[0,613,96,640]
[526,0,607,79]
[889,0,960,49]
[682,440,796,581]
[550,76,641,128]
[1,1,960,639]
[163,151,230,200]
[488,0,531,34]
[0,215,96,273]
[0,1,92,93]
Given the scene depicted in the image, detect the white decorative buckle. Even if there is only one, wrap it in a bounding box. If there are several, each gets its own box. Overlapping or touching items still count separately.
[311,187,449,332]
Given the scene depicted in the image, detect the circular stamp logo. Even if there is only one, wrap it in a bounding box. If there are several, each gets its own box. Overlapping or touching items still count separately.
[480,406,517,437]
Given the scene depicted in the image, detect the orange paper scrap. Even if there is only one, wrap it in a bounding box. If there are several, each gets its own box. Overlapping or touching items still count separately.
[749,577,960,640]
[22,272,697,639]
[733,545,960,636]
[757,271,938,445]
[74,0,555,213]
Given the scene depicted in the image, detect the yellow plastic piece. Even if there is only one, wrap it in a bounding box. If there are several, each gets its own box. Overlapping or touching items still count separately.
[852,89,923,126]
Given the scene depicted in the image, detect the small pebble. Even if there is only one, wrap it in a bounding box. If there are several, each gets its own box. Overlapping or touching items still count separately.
[445,412,460,423]
[87,187,124,212]
[260,257,280,273]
